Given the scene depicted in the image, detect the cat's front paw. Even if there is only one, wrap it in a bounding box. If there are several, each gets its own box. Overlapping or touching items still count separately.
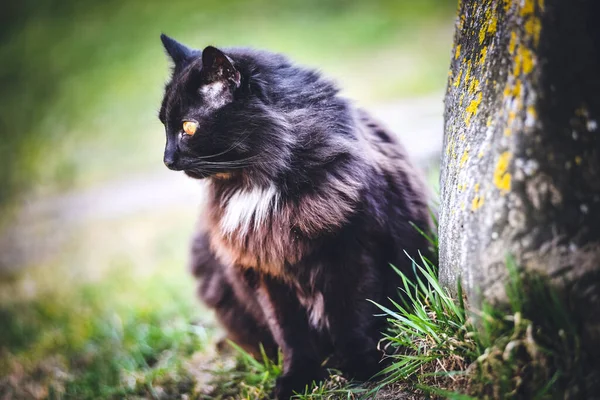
[273,368,328,399]
[339,348,382,381]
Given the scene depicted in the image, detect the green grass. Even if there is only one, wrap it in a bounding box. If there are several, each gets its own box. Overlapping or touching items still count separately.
[201,343,283,399]
[0,208,215,399]
[465,259,594,399]
[369,255,473,396]
[0,265,209,399]
[203,343,368,400]
[364,254,598,399]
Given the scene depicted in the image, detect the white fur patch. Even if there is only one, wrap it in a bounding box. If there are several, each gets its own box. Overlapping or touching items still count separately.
[201,81,225,96]
[200,81,229,108]
[297,290,329,330]
[308,292,329,330]
[220,185,279,236]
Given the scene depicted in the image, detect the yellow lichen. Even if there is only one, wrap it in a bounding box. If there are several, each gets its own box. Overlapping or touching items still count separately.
[479,23,488,44]
[460,149,469,167]
[520,47,534,74]
[509,31,518,54]
[514,49,523,76]
[468,78,480,94]
[508,111,516,124]
[474,183,480,193]
[575,156,582,165]
[513,80,522,97]
[487,16,498,36]
[503,0,513,13]
[527,105,537,119]
[524,18,534,35]
[446,138,453,155]
[479,46,488,65]
[504,127,512,137]
[520,0,535,16]
[525,17,542,45]
[471,194,485,211]
[503,79,522,98]
[464,62,472,86]
[496,172,512,193]
[455,44,462,60]
[465,92,483,126]
[493,151,512,193]
[453,70,462,87]
[486,116,493,127]
[478,151,484,158]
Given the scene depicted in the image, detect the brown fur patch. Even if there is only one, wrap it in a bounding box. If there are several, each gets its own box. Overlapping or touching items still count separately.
[206,175,362,280]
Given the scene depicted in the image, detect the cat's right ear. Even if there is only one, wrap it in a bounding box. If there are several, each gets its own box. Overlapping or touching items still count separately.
[160,34,195,67]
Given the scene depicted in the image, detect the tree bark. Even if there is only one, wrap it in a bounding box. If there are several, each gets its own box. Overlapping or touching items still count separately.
[440,0,600,337]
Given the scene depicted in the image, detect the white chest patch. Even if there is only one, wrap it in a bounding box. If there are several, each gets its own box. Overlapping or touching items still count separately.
[220,185,279,236]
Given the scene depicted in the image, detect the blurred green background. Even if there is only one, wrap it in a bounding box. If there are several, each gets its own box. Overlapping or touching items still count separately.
[0,0,455,398]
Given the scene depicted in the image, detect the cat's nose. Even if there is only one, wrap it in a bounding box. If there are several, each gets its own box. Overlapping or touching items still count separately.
[164,140,181,170]
[164,154,178,169]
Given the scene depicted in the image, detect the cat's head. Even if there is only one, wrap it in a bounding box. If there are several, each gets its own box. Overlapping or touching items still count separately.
[158,35,287,180]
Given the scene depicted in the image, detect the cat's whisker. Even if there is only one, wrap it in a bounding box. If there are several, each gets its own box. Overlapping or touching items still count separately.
[189,155,262,169]
[196,163,261,170]
[193,129,253,160]
[186,159,263,174]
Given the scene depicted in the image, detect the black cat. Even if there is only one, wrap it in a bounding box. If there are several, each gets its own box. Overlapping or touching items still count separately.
[158,34,432,399]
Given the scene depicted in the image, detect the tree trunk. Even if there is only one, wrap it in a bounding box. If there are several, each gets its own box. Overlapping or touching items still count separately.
[439,0,600,337]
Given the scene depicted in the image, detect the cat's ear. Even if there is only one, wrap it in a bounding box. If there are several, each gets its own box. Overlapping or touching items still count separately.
[201,46,241,87]
[161,34,195,66]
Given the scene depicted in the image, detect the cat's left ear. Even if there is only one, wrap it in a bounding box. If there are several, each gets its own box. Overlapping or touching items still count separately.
[161,34,196,67]
[201,46,241,88]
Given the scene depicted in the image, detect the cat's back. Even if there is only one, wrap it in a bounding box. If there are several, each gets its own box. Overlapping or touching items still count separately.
[354,108,431,243]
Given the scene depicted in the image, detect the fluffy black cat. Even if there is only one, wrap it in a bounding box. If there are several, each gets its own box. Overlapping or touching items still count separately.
[158,34,432,399]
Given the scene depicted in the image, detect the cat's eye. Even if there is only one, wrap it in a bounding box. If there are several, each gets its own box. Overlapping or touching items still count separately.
[182,121,198,136]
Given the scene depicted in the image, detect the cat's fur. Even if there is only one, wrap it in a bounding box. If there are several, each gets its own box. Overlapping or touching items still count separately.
[158,34,432,399]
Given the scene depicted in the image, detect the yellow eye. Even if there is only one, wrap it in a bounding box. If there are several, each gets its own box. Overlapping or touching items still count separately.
[182,121,198,136]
